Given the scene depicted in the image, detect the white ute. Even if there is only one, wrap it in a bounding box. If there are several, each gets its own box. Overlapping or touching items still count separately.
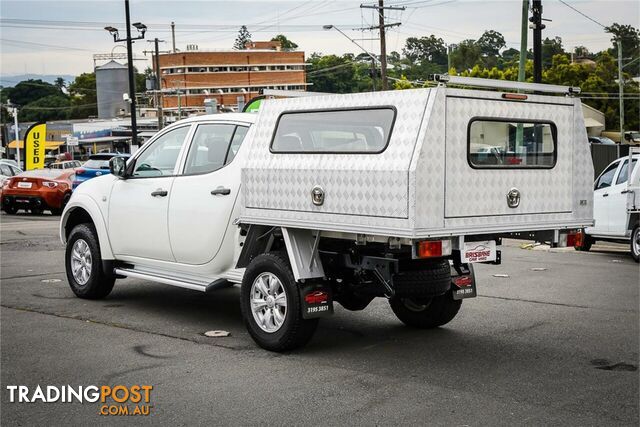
[61,76,594,351]
[580,148,640,261]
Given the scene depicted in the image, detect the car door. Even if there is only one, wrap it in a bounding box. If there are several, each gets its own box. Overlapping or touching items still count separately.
[609,158,638,235]
[108,125,192,261]
[168,123,249,265]
[589,160,620,234]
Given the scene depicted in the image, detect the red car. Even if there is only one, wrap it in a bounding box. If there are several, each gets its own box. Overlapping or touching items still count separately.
[1,169,74,215]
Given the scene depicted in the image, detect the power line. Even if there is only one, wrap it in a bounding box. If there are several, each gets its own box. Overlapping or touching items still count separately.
[557,0,607,29]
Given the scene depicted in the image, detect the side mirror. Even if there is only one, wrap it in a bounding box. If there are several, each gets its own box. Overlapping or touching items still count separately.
[109,156,128,179]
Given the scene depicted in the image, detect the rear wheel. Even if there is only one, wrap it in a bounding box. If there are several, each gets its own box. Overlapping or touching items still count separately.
[240,252,318,352]
[389,290,461,329]
[631,225,640,263]
[65,223,115,299]
[52,193,71,215]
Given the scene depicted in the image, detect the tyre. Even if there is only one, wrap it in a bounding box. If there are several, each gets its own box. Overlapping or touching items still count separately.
[65,223,115,299]
[3,206,17,215]
[631,225,640,263]
[393,258,451,298]
[52,193,71,215]
[240,252,319,352]
[389,290,462,329]
[575,233,593,251]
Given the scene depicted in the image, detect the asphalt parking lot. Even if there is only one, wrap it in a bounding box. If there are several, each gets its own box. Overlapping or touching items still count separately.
[1,212,638,425]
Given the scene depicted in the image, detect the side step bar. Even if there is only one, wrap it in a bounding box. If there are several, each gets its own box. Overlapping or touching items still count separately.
[113,268,239,293]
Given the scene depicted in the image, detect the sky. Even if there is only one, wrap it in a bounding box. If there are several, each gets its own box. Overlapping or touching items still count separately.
[0,0,638,81]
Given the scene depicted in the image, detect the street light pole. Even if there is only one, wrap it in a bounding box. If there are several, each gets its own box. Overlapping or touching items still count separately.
[618,40,624,143]
[104,0,146,152]
[12,107,20,167]
[123,0,139,150]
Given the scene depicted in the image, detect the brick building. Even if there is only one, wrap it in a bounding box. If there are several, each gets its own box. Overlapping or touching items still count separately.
[159,41,307,112]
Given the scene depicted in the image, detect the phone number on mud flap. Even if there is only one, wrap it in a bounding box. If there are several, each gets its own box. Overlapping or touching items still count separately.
[307,305,329,314]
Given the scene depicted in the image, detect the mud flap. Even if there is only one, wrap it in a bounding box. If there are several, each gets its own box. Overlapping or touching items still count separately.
[451,263,477,300]
[299,282,334,319]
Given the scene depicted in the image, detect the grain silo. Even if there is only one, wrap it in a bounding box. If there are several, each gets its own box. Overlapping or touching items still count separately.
[95,60,129,119]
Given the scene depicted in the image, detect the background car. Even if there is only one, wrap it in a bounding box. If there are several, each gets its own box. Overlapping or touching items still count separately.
[588,136,616,145]
[73,153,130,189]
[0,160,23,184]
[1,169,74,215]
[48,160,82,170]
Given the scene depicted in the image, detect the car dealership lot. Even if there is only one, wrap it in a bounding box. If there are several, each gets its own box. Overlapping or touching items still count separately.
[1,213,638,425]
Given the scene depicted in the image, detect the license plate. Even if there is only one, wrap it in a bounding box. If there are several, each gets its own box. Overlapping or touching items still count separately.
[17,182,32,189]
[300,283,333,319]
[462,240,496,263]
[16,199,29,204]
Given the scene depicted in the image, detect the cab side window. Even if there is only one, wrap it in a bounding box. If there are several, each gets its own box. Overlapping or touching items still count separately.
[226,126,249,165]
[615,159,638,185]
[182,124,249,175]
[595,161,619,190]
[133,126,190,177]
[183,124,236,175]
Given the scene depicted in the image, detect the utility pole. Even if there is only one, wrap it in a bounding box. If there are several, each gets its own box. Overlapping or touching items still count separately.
[360,1,404,91]
[516,0,529,147]
[171,22,176,53]
[530,0,545,84]
[378,0,388,90]
[618,40,624,143]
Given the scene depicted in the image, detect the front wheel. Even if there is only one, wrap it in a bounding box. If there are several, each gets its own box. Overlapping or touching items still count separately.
[389,290,462,329]
[65,223,115,299]
[631,225,640,263]
[240,252,318,352]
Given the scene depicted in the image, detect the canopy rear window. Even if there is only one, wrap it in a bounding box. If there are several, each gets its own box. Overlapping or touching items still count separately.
[271,107,396,154]
[468,118,557,168]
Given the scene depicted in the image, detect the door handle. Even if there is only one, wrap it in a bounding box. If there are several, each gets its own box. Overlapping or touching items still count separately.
[621,189,632,194]
[602,193,609,197]
[151,189,168,197]
[211,187,231,196]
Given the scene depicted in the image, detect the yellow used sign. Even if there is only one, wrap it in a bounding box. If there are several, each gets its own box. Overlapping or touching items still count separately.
[24,122,46,170]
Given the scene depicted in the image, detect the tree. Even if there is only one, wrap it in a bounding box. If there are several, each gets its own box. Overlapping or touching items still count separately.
[20,95,71,122]
[393,75,414,90]
[234,25,252,50]
[54,77,66,91]
[68,73,98,118]
[477,30,506,57]
[4,79,62,107]
[271,34,298,50]
[605,23,640,59]
[541,37,566,69]
[449,40,482,72]
[402,35,447,67]
[307,53,373,93]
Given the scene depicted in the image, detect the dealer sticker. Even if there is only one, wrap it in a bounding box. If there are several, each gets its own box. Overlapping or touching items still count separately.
[462,240,497,263]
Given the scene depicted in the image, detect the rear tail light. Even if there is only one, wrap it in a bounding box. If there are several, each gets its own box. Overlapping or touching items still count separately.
[42,181,59,188]
[416,239,452,258]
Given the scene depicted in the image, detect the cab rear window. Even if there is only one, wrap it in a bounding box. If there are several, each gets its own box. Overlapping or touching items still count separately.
[271,107,396,153]
[468,118,557,168]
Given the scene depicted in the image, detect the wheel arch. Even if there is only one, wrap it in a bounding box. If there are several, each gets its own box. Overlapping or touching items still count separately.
[60,195,114,260]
